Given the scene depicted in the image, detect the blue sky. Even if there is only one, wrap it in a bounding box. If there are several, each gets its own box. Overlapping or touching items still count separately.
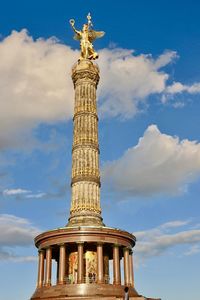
[0,1,200,299]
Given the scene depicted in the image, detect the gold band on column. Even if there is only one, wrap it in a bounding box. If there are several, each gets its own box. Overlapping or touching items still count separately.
[77,242,84,283]
[113,244,121,285]
[129,250,134,287]
[37,249,45,288]
[97,242,104,284]
[58,244,66,284]
[44,247,52,287]
[123,247,130,287]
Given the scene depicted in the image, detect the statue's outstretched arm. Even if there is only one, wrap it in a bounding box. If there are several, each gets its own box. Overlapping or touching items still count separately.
[69,19,80,35]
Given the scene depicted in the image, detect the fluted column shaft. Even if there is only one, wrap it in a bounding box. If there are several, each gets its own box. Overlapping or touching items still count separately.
[113,245,121,285]
[37,250,45,288]
[97,243,104,283]
[124,247,130,287]
[68,60,103,226]
[44,247,52,287]
[77,242,84,283]
[58,244,66,284]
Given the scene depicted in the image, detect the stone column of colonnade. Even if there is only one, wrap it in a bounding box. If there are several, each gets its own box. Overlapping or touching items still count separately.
[37,250,45,288]
[58,244,66,284]
[44,247,52,287]
[123,248,135,287]
[67,59,103,226]
[113,245,121,285]
[36,243,134,287]
[77,242,84,283]
[129,250,134,287]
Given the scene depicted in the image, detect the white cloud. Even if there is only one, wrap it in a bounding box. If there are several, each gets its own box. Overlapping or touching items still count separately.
[102,125,200,196]
[1,31,175,150]
[2,188,46,199]
[1,30,200,151]
[26,192,46,199]
[162,81,200,106]
[0,29,77,150]
[166,82,200,94]
[0,214,40,246]
[0,214,40,262]
[0,250,36,262]
[134,220,200,263]
[3,188,30,196]
[98,49,176,118]
[159,220,190,229]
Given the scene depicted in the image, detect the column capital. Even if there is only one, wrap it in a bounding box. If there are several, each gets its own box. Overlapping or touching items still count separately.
[97,241,104,246]
[77,241,84,245]
[38,249,45,254]
[44,245,52,250]
[123,246,131,253]
[58,243,66,247]
[113,243,120,248]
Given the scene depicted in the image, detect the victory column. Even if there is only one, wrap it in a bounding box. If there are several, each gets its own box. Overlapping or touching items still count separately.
[30,14,160,300]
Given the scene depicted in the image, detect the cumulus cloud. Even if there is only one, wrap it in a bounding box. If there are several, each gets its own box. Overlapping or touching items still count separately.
[134,220,200,263]
[0,214,40,262]
[102,125,200,196]
[98,49,177,118]
[1,31,175,149]
[0,29,77,150]
[1,30,200,151]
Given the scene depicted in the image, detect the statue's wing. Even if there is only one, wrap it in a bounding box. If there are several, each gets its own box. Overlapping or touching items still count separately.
[88,30,105,42]
[73,32,81,41]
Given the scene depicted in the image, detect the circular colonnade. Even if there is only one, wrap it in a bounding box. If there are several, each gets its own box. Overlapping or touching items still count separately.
[31,226,140,299]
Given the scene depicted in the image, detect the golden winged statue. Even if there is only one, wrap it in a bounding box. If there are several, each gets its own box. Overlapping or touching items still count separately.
[69,13,105,60]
